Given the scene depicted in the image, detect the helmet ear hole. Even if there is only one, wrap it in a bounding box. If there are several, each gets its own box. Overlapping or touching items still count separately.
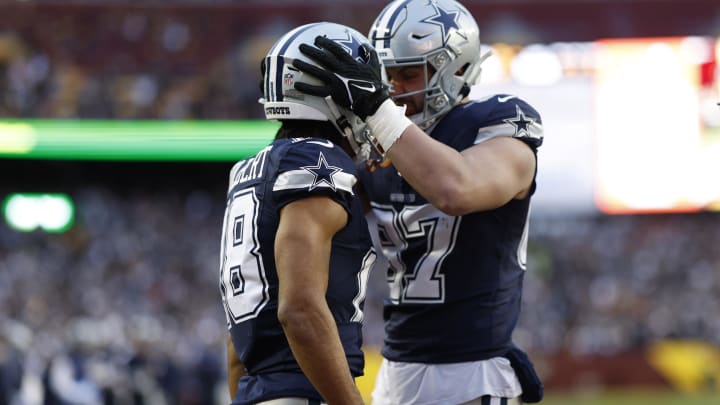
[456,63,469,77]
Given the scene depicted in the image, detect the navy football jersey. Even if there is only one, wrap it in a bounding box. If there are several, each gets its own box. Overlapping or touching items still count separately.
[360,95,543,364]
[219,137,374,404]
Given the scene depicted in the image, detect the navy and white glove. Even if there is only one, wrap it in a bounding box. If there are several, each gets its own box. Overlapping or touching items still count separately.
[293,36,390,120]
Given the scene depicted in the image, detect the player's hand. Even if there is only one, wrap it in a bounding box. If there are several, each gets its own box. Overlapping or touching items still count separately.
[293,36,390,120]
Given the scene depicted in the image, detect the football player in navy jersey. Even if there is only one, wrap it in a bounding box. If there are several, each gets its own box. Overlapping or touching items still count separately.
[292,1,544,404]
[219,22,380,405]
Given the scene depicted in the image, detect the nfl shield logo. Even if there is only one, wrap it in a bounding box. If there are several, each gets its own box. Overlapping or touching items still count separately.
[283,72,294,86]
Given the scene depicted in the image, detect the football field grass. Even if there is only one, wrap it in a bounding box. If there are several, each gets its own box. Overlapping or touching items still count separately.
[543,388,718,405]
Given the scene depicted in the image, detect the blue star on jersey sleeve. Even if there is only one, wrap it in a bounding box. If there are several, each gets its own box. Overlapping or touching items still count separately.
[301,152,343,191]
[504,105,538,138]
[460,95,543,149]
[272,139,358,215]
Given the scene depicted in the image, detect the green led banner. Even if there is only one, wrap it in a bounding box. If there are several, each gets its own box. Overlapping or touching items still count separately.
[0,119,280,161]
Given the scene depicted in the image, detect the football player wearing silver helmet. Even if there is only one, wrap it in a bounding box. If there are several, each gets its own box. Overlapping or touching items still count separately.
[261,21,389,167]
[293,1,544,404]
[369,0,487,129]
[221,22,374,405]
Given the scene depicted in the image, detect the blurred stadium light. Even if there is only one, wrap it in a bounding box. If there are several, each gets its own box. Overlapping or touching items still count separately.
[3,193,74,232]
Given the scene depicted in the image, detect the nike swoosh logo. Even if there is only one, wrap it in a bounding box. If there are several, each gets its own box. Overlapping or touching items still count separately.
[498,95,516,103]
[307,140,334,148]
[411,33,433,40]
[351,82,376,92]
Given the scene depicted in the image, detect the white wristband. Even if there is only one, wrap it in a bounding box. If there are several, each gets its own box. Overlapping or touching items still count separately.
[366,98,413,153]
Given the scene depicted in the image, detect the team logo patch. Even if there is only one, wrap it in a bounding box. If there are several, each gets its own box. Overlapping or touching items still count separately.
[503,105,538,139]
[301,152,343,191]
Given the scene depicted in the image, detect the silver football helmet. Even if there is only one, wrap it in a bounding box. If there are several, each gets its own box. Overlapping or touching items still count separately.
[369,0,489,128]
[261,22,376,162]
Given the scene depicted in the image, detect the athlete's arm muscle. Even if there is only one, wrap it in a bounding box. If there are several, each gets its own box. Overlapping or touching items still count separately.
[275,196,364,405]
[226,335,246,399]
[388,126,536,215]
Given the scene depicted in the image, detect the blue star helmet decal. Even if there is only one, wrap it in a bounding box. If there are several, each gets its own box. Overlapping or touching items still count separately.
[301,152,343,191]
[326,30,364,62]
[421,3,461,44]
[504,105,538,138]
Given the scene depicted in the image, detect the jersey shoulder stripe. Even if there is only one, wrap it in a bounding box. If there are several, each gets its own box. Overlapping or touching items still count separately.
[273,138,358,194]
[273,169,356,194]
[455,95,544,148]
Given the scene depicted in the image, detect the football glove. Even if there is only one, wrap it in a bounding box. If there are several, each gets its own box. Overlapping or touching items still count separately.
[293,36,390,120]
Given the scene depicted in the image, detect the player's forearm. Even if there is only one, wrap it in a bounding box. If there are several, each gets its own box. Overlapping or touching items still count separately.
[279,302,364,405]
[275,213,363,405]
[366,100,480,214]
[387,125,481,215]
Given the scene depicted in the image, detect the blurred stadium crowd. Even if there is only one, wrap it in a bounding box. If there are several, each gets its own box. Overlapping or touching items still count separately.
[0,188,225,404]
[0,4,299,120]
[2,1,720,404]
[4,0,715,121]
[3,187,720,403]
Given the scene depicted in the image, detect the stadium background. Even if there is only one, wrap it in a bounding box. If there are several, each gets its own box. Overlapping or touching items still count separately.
[1,0,720,403]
